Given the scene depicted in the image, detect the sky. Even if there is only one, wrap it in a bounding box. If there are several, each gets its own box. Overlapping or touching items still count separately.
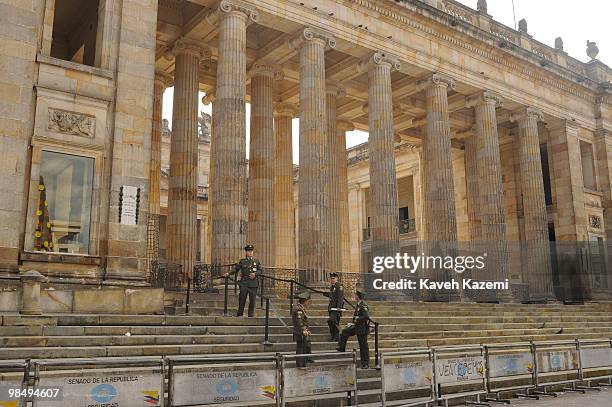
[162,0,610,165]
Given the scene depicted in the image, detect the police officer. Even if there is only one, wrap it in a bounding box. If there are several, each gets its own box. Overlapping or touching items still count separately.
[223,244,262,317]
[336,289,370,369]
[324,272,344,341]
[292,291,312,367]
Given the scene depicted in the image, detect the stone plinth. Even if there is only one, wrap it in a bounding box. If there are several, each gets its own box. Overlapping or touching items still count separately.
[20,270,46,315]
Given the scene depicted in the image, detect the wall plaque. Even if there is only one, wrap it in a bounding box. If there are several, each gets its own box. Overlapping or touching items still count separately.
[119,186,140,225]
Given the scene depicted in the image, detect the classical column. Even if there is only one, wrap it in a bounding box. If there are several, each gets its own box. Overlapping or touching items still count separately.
[468,91,510,297]
[274,102,298,269]
[211,1,258,265]
[337,119,354,272]
[247,62,283,267]
[463,132,481,242]
[420,74,458,244]
[290,28,335,282]
[147,72,171,269]
[326,82,345,273]
[166,40,207,286]
[203,92,216,264]
[419,73,458,300]
[511,107,554,301]
[361,51,400,262]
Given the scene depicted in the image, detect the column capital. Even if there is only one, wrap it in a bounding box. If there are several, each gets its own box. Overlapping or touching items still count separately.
[274,102,299,117]
[466,90,503,109]
[326,81,346,98]
[416,73,456,92]
[359,50,401,72]
[202,92,216,105]
[337,119,355,132]
[248,60,284,80]
[219,0,259,23]
[288,27,336,50]
[172,39,211,60]
[154,71,173,89]
[510,106,544,123]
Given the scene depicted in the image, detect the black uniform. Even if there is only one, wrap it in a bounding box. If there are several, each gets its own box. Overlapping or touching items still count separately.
[228,257,262,317]
[324,281,344,341]
[292,302,312,367]
[337,300,370,368]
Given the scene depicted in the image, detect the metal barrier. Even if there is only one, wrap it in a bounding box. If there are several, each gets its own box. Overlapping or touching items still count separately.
[279,351,358,407]
[166,354,279,406]
[433,345,488,407]
[379,348,435,407]
[484,342,537,403]
[31,357,165,406]
[530,340,584,396]
[576,338,612,387]
[0,360,29,407]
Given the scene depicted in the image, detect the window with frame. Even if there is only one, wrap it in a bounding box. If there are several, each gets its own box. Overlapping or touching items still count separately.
[34,151,94,254]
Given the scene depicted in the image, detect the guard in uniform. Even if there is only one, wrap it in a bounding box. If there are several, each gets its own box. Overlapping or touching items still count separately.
[324,272,344,341]
[336,289,370,368]
[223,244,262,317]
[292,291,312,367]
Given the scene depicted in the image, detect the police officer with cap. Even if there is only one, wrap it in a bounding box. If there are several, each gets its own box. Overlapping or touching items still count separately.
[223,244,262,317]
[324,272,344,341]
[292,291,313,367]
[336,289,370,368]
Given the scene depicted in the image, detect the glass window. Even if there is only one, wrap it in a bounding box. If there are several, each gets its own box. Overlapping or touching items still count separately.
[34,151,94,254]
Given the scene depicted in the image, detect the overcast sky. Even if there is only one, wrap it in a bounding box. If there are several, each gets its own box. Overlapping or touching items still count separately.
[162,0,610,164]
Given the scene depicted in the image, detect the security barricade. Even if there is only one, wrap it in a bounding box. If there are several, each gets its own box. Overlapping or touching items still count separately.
[484,342,537,403]
[432,345,488,407]
[31,357,165,406]
[576,339,612,387]
[0,361,29,407]
[279,351,358,407]
[379,349,435,407]
[166,354,279,406]
[531,340,580,396]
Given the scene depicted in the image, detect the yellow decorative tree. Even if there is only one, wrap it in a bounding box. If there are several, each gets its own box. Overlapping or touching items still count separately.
[34,176,53,251]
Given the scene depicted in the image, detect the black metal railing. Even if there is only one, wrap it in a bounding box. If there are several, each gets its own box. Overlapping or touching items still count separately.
[398,218,417,234]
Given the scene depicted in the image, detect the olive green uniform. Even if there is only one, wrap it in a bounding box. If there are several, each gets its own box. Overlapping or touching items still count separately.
[324,281,344,341]
[292,302,311,367]
[228,257,262,317]
[337,300,370,368]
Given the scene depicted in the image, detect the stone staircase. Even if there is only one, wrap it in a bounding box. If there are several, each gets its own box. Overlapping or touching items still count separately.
[1,293,612,405]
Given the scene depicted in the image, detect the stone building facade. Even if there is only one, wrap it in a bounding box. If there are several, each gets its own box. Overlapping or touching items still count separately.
[1,0,611,299]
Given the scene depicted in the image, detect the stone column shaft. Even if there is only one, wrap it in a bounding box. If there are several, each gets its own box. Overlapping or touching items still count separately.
[167,41,205,285]
[211,3,258,265]
[203,93,216,264]
[469,92,509,284]
[363,51,400,259]
[294,28,335,281]
[326,83,345,272]
[421,74,458,244]
[513,107,554,300]
[147,73,170,270]
[274,103,298,268]
[248,63,281,267]
[337,119,354,272]
[464,133,482,242]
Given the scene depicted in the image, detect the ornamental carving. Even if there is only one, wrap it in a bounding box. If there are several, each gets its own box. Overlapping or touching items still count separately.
[589,215,602,229]
[48,108,95,138]
[219,0,259,23]
[288,27,336,50]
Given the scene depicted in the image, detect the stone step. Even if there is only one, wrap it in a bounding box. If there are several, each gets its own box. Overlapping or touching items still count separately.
[2,331,609,360]
[50,313,612,327]
[4,326,612,349]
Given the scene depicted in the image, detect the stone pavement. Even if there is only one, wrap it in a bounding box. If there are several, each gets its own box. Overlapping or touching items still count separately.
[508,387,612,406]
